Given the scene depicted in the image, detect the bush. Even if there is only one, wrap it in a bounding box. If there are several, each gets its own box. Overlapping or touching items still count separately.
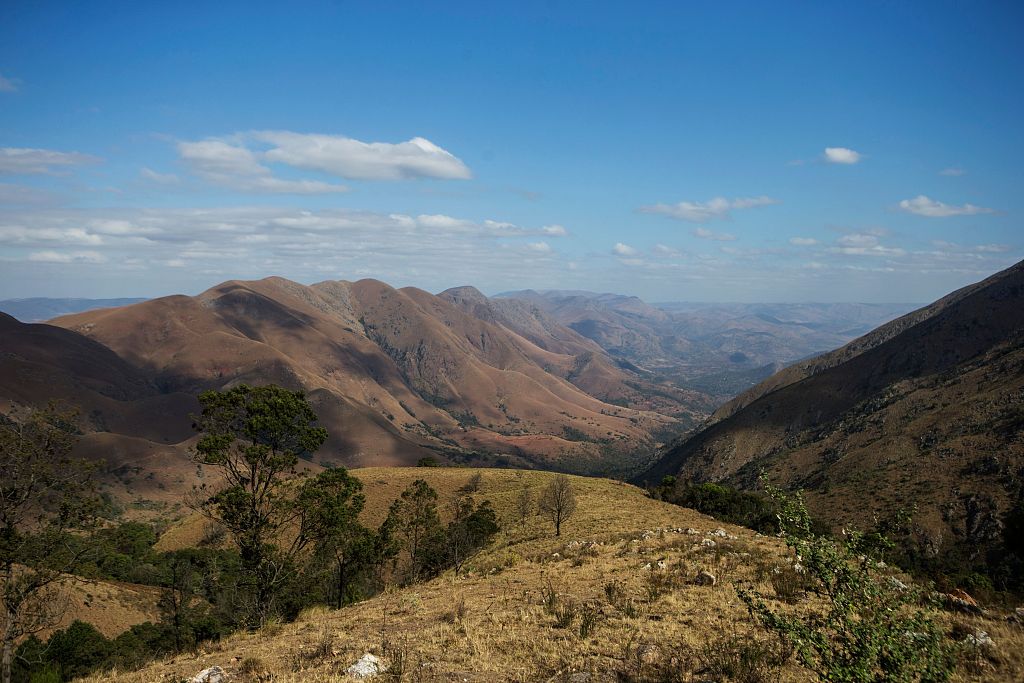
[662,482,779,533]
[738,483,955,682]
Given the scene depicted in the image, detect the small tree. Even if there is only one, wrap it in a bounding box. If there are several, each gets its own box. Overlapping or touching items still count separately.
[738,483,954,682]
[445,496,500,573]
[295,467,383,609]
[191,384,328,626]
[382,479,445,581]
[515,486,534,527]
[538,475,577,537]
[0,406,100,683]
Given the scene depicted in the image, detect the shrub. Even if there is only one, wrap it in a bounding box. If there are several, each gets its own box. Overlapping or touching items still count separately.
[738,482,955,682]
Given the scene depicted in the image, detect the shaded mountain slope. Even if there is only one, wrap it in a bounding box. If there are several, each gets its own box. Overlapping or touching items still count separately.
[42,277,701,487]
[642,260,1024,567]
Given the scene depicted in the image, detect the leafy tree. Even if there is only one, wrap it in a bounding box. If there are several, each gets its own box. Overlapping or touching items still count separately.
[538,475,577,537]
[0,406,100,683]
[738,482,954,682]
[382,480,444,582]
[45,621,112,681]
[190,384,327,627]
[294,468,386,608]
[445,496,499,573]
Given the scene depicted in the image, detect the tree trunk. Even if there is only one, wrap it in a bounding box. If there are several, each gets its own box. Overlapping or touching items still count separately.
[2,637,12,683]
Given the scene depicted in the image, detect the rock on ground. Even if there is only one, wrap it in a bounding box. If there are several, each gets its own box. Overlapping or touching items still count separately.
[191,666,229,683]
[346,652,386,679]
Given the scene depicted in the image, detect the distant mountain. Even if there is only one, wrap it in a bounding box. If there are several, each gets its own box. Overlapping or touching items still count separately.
[0,297,147,322]
[496,289,914,398]
[0,277,717,501]
[642,259,1024,573]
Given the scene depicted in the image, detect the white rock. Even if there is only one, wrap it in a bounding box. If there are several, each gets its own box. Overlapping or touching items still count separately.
[346,653,386,679]
[964,630,995,648]
[191,667,229,683]
[701,538,716,548]
[709,528,728,538]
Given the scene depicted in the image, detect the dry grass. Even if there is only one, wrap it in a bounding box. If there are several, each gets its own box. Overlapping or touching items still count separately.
[79,468,1024,682]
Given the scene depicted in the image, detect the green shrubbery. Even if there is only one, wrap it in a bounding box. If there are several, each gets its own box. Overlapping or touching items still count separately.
[738,483,956,682]
[655,479,780,533]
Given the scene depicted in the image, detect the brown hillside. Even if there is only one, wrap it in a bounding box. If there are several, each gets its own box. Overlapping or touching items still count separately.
[642,260,1024,565]
[43,277,701,488]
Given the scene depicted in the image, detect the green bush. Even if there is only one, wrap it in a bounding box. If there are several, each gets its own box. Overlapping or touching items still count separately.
[737,483,955,682]
[661,481,780,533]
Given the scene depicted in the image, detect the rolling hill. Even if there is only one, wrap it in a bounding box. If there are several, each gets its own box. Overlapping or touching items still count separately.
[642,259,1024,572]
[0,277,713,500]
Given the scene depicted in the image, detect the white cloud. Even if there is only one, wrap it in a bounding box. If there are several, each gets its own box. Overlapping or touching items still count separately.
[28,250,106,264]
[0,73,18,93]
[639,196,778,223]
[652,244,682,257]
[252,131,471,181]
[789,237,818,246]
[824,147,862,164]
[0,147,101,175]
[830,233,904,257]
[540,224,568,236]
[140,167,180,184]
[897,194,995,217]
[178,139,349,194]
[526,241,552,254]
[613,242,639,256]
[939,167,966,177]
[692,227,736,241]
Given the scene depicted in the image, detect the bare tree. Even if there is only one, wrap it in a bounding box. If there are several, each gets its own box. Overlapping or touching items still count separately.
[515,486,534,527]
[537,475,577,537]
[0,406,99,683]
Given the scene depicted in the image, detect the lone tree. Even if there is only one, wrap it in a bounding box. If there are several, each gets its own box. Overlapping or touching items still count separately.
[191,384,327,626]
[538,475,577,537]
[0,406,99,683]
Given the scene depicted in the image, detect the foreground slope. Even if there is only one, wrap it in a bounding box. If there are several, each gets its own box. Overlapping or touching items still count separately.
[643,260,1024,563]
[87,468,1024,683]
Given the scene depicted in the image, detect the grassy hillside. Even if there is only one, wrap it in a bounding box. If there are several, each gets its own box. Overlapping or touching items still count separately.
[80,468,1023,682]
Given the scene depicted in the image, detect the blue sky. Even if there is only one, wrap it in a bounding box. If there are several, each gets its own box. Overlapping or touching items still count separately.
[1,1,1021,302]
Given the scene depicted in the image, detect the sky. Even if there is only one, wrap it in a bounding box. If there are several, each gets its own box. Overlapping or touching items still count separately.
[1,1,1022,303]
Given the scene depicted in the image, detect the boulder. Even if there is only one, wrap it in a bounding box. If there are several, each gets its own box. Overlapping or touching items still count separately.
[694,570,717,587]
[191,666,229,683]
[346,653,385,679]
[943,589,982,615]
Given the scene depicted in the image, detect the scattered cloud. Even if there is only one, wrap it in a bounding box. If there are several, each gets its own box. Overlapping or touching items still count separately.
[692,227,736,241]
[897,194,994,217]
[939,167,966,177]
[177,139,349,194]
[639,195,778,223]
[28,250,106,264]
[652,244,683,257]
[252,131,471,181]
[540,224,568,236]
[526,241,552,254]
[0,147,101,175]
[140,167,180,184]
[0,73,18,92]
[789,237,819,246]
[613,242,639,256]
[830,232,904,257]
[824,147,862,164]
